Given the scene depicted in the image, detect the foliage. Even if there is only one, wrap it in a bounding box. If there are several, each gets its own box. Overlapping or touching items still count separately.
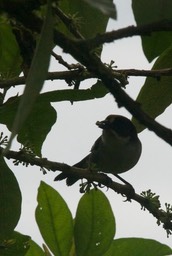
[132,45,172,132]
[132,0,172,62]
[0,0,172,255]
[32,184,172,256]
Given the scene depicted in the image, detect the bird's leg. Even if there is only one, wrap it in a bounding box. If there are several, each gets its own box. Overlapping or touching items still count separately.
[113,173,131,186]
[79,166,107,192]
[113,173,135,200]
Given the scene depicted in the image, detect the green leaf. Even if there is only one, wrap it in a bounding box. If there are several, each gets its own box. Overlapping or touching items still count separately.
[58,0,110,39]
[0,16,22,78]
[132,0,172,62]
[83,0,116,19]
[103,238,172,256]
[40,80,108,102]
[17,96,56,156]
[7,0,53,150]
[26,240,45,256]
[132,45,172,132]
[0,95,56,156]
[0,156,21,238]
[74,189,115,256]
[0,231,30,256]
[35,181,73,256]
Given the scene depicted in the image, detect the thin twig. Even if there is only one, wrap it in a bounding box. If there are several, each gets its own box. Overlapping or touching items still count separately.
[0,69,92,89]
[117,68,172,78]
[1,67,172,89]
[51,51,84,70]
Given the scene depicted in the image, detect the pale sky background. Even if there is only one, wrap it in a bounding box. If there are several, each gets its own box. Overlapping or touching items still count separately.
[3,0,172,250]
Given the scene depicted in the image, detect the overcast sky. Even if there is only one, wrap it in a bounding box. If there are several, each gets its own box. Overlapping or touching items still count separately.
[4,0,172,249]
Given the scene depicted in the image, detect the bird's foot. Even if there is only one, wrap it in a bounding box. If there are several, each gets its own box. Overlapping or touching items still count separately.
[123,183,135,202]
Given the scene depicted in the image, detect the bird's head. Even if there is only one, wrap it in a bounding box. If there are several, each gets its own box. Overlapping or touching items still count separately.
[96,115,138,142]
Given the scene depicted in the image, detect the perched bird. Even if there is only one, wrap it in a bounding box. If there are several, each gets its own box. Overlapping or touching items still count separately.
[54,115,142,186]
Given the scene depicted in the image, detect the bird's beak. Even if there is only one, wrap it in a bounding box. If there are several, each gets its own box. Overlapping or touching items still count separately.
[96,120,110,129]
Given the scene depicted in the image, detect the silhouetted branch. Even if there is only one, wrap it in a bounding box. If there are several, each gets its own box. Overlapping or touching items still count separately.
[2,146,172,235]
[51,51,85,70]
[117,68,172,78]
[84,19,172,50]
[1,68,172,89]
[0,70,93,89]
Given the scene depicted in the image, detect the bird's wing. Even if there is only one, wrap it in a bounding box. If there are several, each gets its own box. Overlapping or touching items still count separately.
[90,136,102,153]
[55,137,102,185]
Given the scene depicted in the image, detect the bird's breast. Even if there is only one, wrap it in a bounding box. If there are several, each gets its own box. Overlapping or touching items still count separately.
[91,137,141,174]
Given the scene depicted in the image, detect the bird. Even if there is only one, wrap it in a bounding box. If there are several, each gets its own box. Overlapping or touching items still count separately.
[54,114,142,186]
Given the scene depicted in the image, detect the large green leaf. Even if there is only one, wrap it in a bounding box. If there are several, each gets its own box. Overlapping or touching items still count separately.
[0,231,30,256]
[7,0,53,150]
[103,238,172,256]
[133,45,172,132]
[0,16,22,78]
[17,97,56,156]
[58,0,111,39]
[74,189,115,256]
[35,181,73,256]
[0,95,56,156]
[0,156,21,238]
[132,0,172,62]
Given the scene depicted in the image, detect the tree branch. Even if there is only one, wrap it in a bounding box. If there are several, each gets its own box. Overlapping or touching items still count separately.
[117,68,172,78]
[51,51,84,70]
[2,146,172,235]
[84,19,172,50]
[0,70,93,89]
[1,67,172,89]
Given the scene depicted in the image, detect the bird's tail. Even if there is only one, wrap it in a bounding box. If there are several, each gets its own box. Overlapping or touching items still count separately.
[54,172,79,186]
[54,155,89,186]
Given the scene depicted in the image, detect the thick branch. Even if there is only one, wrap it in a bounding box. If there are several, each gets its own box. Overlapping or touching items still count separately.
[84,19,172,49]
[2,147,172,233]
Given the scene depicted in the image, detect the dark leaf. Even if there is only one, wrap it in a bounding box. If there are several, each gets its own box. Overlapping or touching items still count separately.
[58,0,110,39]
[40,80,108,102]
[0,16,22,78]
[0,231,30,256]
[133,46,172,132]
[0,95,56,156]
[0,157,21,238]
[132,0,172,62]
[83,0,116,19]
[7,0,53,150]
